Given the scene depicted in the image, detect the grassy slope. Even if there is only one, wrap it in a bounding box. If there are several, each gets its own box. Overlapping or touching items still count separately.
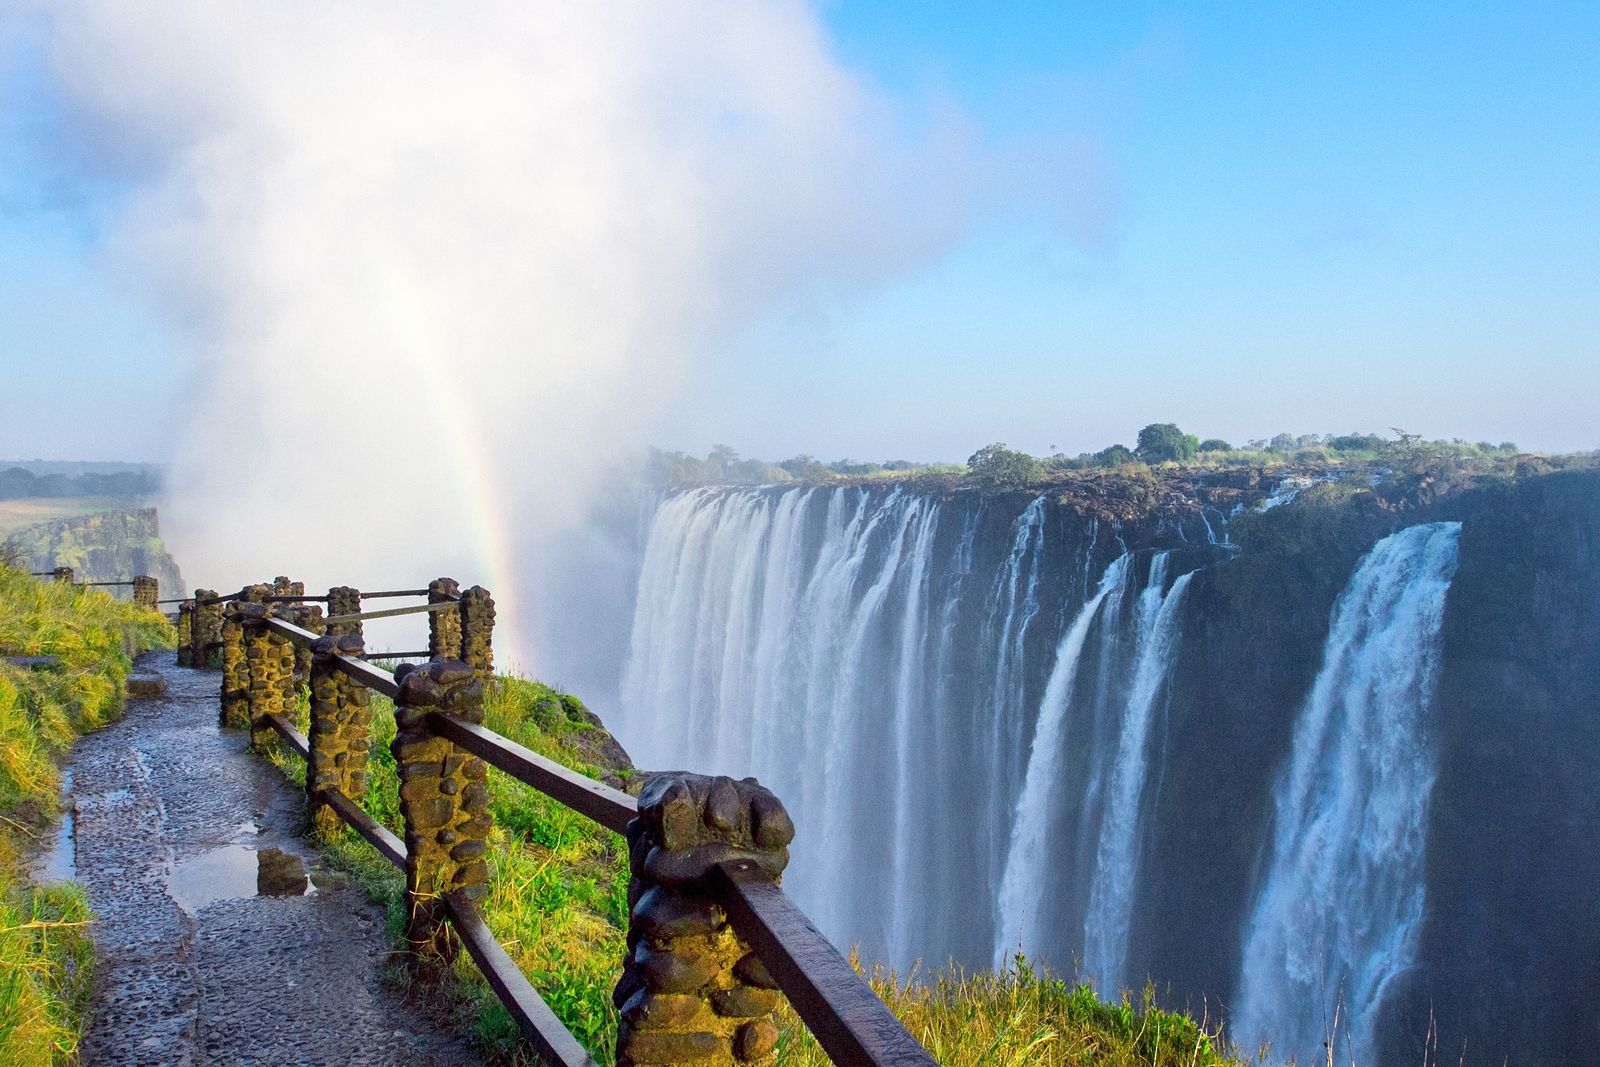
[264,675,1241,1066]
[0,566,174,1064]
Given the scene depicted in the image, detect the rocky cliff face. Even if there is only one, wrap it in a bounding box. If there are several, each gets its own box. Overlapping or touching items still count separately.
[544,463,1599,1067]
[1139,469,1600,1066]
[5,507,185,598]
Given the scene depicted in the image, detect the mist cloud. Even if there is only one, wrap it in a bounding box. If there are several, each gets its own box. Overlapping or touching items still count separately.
[25,2,1072,662]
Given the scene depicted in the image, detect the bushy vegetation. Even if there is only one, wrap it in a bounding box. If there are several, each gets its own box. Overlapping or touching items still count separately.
[264,667,1240,1065]
[644,426,1587,497]
[0,564,174,1064]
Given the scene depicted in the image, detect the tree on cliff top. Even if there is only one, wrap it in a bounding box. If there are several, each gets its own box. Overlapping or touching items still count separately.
[1135,423,1200,464]
[965,443,1044,491]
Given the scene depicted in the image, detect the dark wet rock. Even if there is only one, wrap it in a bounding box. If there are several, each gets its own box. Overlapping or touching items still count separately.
[126,671,165,697]
[255,847,308,896]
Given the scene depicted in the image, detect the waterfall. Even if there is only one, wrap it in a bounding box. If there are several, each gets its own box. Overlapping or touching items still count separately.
[994,553,1132,968]
[1082,564,1194,991]
[993,551,1196,980]
[1233,521,1463,1066]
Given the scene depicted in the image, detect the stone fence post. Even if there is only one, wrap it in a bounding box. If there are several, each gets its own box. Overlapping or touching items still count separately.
[132,575,158,610]
[392,659,492,974]
[613,773,795,1067]
[307,633,372,836]
[53,566,73,584]
[459,585,495,683]
[220,602,251,729]
[242,601,296,752]
[192,589,217,668]
[327,586,362,639]
[427,578,462,660]
[176,602,194,667]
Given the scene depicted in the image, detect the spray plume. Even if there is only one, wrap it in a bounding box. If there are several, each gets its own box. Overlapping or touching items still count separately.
[28,1,979,661]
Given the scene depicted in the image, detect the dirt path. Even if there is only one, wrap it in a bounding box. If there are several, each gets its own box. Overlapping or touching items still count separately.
[61,655,482,1066]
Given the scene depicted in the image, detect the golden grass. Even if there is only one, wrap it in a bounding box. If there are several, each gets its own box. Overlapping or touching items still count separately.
[0,564,174,1064]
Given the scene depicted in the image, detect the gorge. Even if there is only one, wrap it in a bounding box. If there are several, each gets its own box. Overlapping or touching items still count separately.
[536,463,1600,1066]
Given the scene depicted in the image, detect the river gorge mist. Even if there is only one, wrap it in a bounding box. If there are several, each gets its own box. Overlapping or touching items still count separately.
[530,469,1600,1067]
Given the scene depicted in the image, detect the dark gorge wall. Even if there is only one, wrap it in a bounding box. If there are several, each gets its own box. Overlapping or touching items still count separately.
[557,469,1599,1066]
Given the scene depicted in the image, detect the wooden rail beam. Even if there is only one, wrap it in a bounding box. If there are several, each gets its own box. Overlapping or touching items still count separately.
[261,713,311,761]
[358,588,441,599]
[712,860,937,1067]
[262,616,400,699]
[425,712,637,835]
[319,788,406,869]
[444,891,602,1067]
[322,600,459,625]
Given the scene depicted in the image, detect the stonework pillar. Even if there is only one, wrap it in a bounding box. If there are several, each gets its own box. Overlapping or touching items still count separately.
[219,602,250,729]
[176,602,193,667]
[459,585,495,683]
[192,589,217,668]
[307,633,373,837]
[243,604,295,752]
[613,773,796,1067]
[427,578,462,660]
[392,659,492,973]
[52,566,73,583]
[132,575,158,610]
[326,586,363,640]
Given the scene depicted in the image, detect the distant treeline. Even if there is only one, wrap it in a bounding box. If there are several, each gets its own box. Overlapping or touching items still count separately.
[645,427,1551,491]
[0,465,161,500]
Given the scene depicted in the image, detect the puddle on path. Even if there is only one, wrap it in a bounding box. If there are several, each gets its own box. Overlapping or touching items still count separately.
[32,769,75,884]
[168,822,317,914]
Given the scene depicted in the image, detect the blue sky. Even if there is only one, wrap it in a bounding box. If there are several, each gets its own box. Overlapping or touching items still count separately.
[3,2,1598,462]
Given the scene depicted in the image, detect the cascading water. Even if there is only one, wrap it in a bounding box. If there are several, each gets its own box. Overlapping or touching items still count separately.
[1232,521,1463,1066]
[1082,563,1193,991]
[994,552,1133,967]
[993,551,1196,983]
[621,485,1208,973]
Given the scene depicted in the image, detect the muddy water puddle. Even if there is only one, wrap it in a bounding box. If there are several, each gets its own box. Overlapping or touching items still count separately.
[30,768,76,884]
[167,820,323,914]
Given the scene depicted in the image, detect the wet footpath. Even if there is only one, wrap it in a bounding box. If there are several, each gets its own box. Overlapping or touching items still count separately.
[57,655,482,1066]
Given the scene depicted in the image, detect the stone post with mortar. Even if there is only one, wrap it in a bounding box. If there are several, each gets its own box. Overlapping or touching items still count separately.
[427,577,462,660]
[459,585,495,684]
[132,575,158,610]
[612,773,796,1067]
[195,588,230,670]
[52,566,72,583]
[191,589,216,668]
[306,632,373,837]
[219,602,250,729]
[176,602,193,667]
[242,601,295,752]
[326,586,363,640]
[391,659,492,974]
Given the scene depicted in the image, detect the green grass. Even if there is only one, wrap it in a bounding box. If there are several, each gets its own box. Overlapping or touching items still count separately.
[262,668,1243,1066]
[0,563,174,1064]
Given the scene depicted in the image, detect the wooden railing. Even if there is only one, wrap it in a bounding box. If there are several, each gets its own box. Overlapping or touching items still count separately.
[27,568,159,608]
[186,577,935,1067]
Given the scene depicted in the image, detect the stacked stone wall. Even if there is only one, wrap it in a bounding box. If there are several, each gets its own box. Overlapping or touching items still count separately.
[307,633,373,836]
[176,602,193,667]
[392,659,491,971]
[242,601,296,751]
[427,578,462,660]
[613,773,795,1067]
[459,585,495,682]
